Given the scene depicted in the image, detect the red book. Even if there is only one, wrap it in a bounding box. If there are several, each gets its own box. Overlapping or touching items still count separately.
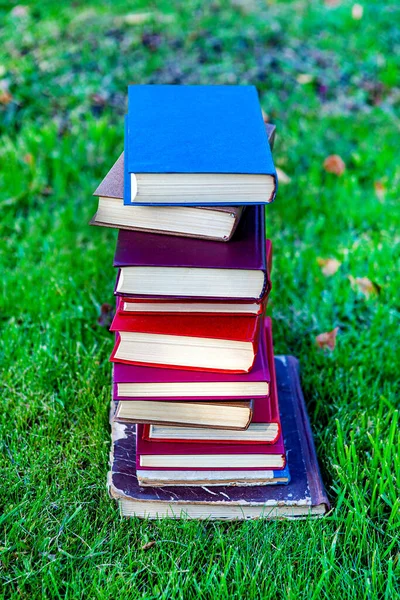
[110,313,262,373]
[136,424,285,471]
[141,317,281,443]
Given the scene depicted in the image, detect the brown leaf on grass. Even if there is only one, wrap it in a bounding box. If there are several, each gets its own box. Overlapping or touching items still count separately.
[276,167,291,184]
[23,153,34,166]
[141,541,156,550]
[323,155,346,176]
[317,257,342,276]
[0,91,12,105]
[315,327,339,351]
[374,181,386,202]
[348,276,380,298]
[98,303,115,328]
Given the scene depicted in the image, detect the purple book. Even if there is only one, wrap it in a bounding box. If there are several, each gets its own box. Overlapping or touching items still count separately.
[112,321,271,401]
[108,356,331,519]
[113,205,269,301]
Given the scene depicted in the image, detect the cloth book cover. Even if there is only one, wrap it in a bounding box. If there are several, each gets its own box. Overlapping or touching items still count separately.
[138,317,281,443]
[108,355,330,519]
[112,317,271,401]
[135,424,285,471]
[93,122,275,199]
[124,85,277,206]
[114,206,269,302]
[115,237,272,314]
[110,313,262,373]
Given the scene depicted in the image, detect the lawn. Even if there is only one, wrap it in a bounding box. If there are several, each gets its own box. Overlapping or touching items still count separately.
[1,0,399,597]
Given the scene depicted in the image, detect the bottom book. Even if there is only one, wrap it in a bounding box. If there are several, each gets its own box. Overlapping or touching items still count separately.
[108,356,330,520]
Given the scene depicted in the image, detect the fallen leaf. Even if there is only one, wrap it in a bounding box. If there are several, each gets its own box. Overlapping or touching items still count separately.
[352,4,363,19]
[323,154,346,176]
[276,167,291,184]
[297,74,314,85]
[324,0,341,6]
[10,5,29,17]
[23,153,34,166]
[98,303,115,328]
[141,541,156,550]
[0,91,12,105]
[315,327,339,351]
[90,93,107,107]
[374,181,386,202]
[348,276,380,298]
[123,12,152,25]
[317,257,341,276]
[41,186,53,196]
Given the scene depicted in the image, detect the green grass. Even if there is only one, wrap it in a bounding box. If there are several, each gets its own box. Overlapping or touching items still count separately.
[1,0,399,597]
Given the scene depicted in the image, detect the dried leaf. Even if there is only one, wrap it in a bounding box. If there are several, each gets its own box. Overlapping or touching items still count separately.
[297,74,314,85]
[23,153,34,166]
[317,257,341,276]
[98,303,115,328]
[374,181,386,202]
[0,91,12,105]
[348,276,380,298]
[323,154,346,176]
[276,167,291,184]
[352,4,363,19]
[141,541,156,550]
[123,12,152,25]
[315,327,339,351]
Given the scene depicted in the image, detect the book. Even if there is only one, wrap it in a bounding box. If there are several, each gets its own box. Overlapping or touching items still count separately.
[112,321,270,400]
[108,356,331,517]
[114,399,254,430]
[135,466,290,487]
[90,123,275,241]
[117,298,266,316]
[124,85,277,206]
[116,236,272,315]
[110,313,262,373]
[114,207,269,301]
[135,423,285,470]
[141,317,280,442]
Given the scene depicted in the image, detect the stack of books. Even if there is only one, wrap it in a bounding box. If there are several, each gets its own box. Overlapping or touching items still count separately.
[92,85,329,520]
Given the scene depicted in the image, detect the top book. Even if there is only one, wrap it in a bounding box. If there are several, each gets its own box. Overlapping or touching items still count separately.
[124,85,277,206]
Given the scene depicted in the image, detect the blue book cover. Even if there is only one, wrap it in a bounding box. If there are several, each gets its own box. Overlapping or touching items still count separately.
[124,85,277,206]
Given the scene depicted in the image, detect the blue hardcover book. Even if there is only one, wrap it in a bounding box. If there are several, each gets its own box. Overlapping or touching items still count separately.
[124,85,277,206]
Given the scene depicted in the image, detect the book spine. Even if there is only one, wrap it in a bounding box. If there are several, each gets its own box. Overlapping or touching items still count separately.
[285,356,331,511]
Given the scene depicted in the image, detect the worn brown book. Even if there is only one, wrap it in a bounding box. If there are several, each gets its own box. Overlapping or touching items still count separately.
[108,356,330,516]
[91,123,276,242]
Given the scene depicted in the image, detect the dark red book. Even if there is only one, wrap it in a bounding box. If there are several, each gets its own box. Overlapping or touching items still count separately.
[110,313,262,373]
[135,425,285,471]
[116,239,272,315]
[113,206,270,302]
